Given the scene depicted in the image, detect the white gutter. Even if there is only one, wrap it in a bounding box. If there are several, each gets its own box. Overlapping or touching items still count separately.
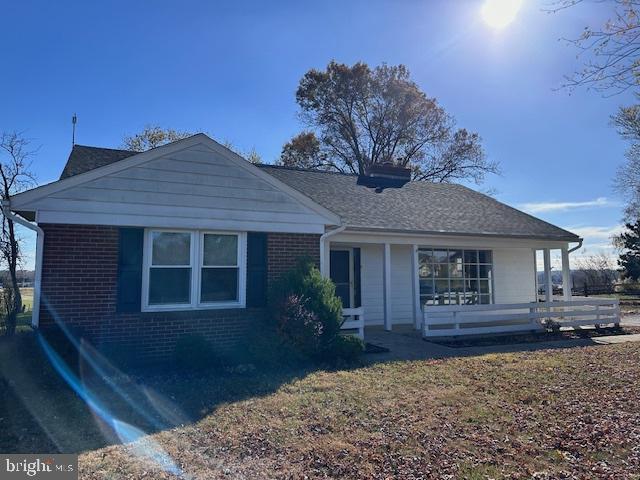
[1,200,43,328]
[319,226,346,277]
[568,238,584,254]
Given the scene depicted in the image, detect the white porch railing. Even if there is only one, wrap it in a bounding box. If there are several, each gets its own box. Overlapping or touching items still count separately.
[422,298,620,338]
[341,307,365,339]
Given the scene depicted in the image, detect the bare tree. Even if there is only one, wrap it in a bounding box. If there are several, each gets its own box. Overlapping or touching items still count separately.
[610,103,640,219]
[282,61,498,183]
[122,126,263,164]
[122,125,195,151]
[552,0,640,94]
[574,252,618,293]
[0,132,36,335]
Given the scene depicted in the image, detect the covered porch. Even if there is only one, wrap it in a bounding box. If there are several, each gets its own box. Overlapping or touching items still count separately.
[320,229,618,339]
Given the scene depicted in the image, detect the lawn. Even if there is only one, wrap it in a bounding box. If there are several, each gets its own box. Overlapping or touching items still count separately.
[17,287,33,328]
[1,333,639,479]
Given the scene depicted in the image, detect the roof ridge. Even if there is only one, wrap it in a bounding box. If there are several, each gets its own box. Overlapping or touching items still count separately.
[258,163,466,186]
[258,163,359,177]
[73,144,137,154]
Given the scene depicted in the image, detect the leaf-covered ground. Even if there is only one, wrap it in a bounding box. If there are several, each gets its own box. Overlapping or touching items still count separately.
[78,343,640,479]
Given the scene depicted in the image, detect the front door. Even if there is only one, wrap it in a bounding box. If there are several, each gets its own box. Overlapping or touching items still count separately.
[330,250,352,308]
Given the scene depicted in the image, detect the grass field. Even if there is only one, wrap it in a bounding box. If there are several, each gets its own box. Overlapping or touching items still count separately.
[1,333,639,479]
[16,287,33,328]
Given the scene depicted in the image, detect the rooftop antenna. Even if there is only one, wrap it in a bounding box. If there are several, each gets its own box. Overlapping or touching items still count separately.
[72,113,77,146]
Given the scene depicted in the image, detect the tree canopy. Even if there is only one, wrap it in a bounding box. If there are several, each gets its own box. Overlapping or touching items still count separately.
[554,2,640,221]
[122,126,262,164]
[279,61,497,183]
[122,125,194,152]
[554,0,640,94]
[0,132,36,335]
[611,103,640,220]
[618,220,640,281]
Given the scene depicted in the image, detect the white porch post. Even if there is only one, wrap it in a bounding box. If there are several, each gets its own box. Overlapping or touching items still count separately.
[561,246,572,301]
[320,239,330,278]
[319,226,346,278]
[411,245,421,330]
[383,243,392,331]
[543,248,553,302]
[533,249,539,301]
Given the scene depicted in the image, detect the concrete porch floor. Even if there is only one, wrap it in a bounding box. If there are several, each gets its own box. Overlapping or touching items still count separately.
[364,325,454,360]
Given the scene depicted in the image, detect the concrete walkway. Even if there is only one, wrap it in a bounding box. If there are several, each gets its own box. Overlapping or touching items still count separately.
[621,314,640,327]
[363,325,640,363]
[592,333,640,345]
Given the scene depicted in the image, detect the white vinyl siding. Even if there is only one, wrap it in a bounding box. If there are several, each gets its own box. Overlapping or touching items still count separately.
[359,244,413,326]
[360,244,385,325]
[25,144,331,233]
[352,243,539,326]
[492,248,537,304]
[391,245,414,324]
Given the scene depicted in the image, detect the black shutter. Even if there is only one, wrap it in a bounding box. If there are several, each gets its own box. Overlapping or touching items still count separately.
[116,228,144,313]
[246,232,268,307]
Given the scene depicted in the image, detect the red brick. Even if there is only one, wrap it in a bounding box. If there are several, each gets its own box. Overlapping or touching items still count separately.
[38,225,320,362]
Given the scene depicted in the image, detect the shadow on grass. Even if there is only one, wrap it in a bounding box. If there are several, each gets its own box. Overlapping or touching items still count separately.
[0,330,358,456]
[3,325,637,457]
[424,325,639,349]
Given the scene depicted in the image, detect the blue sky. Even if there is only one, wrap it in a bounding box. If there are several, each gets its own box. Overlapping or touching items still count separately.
[0,0,633,269]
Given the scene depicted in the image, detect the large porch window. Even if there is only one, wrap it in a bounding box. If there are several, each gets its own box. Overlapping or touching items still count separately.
[418,248,493,306]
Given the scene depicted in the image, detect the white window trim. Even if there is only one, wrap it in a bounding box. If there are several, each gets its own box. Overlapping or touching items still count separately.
[142,229,247,312]
[416,247,495,306]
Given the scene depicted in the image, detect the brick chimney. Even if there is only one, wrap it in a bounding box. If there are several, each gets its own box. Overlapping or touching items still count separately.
[357,162,411,191]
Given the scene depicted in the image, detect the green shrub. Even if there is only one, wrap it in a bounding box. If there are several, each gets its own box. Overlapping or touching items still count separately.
[268,258,362,362]
[276,293,325,355]
[173,333,220,370]
[322,334,365,364]
[269,258,343,357]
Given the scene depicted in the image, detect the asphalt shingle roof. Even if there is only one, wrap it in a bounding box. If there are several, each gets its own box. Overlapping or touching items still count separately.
[57,145,580,241]
[258,165,580,241]
[60,145,137,179]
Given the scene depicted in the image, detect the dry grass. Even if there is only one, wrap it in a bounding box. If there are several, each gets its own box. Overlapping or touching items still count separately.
[72,343,640,480]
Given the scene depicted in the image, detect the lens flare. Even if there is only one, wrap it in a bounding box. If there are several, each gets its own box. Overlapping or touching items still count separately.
[37,335,187,477]
[481,0,523,29]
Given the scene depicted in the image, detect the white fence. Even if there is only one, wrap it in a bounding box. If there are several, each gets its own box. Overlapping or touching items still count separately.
[341,307,365,339]
[422,298,620,338]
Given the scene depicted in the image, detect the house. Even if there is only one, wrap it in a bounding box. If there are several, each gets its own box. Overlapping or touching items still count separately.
[3,134,581,360]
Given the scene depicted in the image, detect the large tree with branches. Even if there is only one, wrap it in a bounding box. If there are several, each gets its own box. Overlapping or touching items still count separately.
[554,0,640,94]
[0,132,36,336]
[554,1,640,221]
[122,125,263,163]
[279,61,497,183]
[122,125,195,152]
[611,103,640,219]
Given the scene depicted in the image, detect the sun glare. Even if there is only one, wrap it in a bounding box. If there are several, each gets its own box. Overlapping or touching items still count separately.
[481,0,523,29]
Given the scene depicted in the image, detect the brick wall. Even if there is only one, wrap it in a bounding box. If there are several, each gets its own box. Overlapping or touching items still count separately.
[267,232,321,283]
[38,224,320,362]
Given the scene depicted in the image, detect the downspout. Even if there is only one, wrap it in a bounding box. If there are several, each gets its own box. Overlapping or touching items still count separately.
[568,238,583,254]
[1,200,43,328]
[563,238,583,301]
[319,225,346,277]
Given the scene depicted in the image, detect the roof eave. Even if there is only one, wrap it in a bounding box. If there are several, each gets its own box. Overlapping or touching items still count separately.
[340,225,582,243]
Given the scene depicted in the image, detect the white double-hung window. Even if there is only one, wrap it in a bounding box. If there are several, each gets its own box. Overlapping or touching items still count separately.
[143,229,246,311]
